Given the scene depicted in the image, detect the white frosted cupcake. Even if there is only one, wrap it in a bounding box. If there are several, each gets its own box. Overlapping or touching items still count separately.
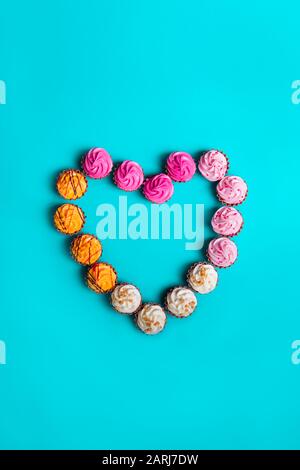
[187,263,218,294]
[165,287,197,318]
[111,283,142,314]
[136,304,166,335]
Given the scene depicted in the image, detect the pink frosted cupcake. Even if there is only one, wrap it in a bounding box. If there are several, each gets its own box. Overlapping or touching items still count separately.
[217,175,248,205]
[142,173,174,204]
[82,147,113,179]
[113,160,144,191]
[198,150,229,181]
[166,151,196,182]
[211,206,243,237]
[207,237,238,268]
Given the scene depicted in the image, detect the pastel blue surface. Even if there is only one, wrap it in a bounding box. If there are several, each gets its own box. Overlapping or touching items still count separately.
[1,0,300,450]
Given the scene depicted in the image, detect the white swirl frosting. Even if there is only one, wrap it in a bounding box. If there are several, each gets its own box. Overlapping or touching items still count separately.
[166,287,197,317]
[187,263,218,294]
[136,304,166,335]
[111,284,142,314]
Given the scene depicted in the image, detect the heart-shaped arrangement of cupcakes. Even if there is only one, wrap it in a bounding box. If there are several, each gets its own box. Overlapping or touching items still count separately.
[53,148,247,335]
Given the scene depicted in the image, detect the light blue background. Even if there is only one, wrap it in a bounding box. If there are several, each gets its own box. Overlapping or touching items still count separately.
[0,0,300,450]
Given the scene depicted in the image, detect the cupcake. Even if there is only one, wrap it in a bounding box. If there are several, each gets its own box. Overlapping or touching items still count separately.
[113,160,144,191]
[111,283,142,314]
[216,176,248,205]
[142,173,174,204]
[166,152,196,182]
[187,262,218,294]
[56,169,87,200]
[136,303,166,335]
[198,150,228,181]
[165,287,197,318]
[53,203,85,235]
[86,262,117,293]
[207,237,238,268]
[70,234,102,265]
[211,206,243,237]
[82,147,113,179]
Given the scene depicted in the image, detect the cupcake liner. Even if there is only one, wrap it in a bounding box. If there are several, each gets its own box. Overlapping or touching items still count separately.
[70,233,103,266]
[56,168,88,200]
[164,285,197,319]
[85,262,118,294]
[134,302,167,334]
[110,282,142,315]
[53,204,86,236]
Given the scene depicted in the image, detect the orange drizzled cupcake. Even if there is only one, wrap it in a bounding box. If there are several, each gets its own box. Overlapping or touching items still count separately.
[71,234,102,265]
[86,262,117,293]
[53,203,85,235]
[56,169,87,200]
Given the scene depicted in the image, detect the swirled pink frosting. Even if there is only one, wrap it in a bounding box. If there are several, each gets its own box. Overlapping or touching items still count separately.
[114,160,144,191]
[211,207,243,237]
[143,173,174,204]
[207,237,238,268]
[82,148,113,179]
[217,176,248,205]
[166,152,196,182]
[198,150,228,181]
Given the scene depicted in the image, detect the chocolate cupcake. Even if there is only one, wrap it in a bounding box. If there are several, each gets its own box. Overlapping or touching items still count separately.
[56,169,87,200]
[70,234,102,265]
[165,286,197,318]
[86,262,117,293]
[53,203,85,235]
[187,262,218,294]
[111,283,142,314]
[136,303,166,335]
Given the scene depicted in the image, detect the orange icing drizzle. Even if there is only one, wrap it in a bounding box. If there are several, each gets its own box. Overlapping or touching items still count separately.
[54,204,85,234]
[71,234,102,265]
[57,170,87,200]
[87,262,117,293]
